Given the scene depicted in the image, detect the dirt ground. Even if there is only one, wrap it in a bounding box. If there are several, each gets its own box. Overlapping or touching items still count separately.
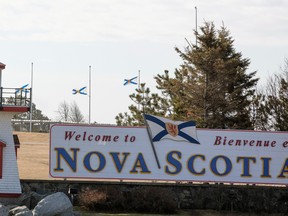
[15,132,50,180]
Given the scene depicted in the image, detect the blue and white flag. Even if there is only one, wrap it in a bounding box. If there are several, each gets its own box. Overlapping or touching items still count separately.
[124,76,137,86]
[15,84,29,94]
[144,114,200,144]
[72,86,87,95]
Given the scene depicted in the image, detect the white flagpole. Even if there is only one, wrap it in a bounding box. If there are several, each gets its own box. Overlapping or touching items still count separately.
[138,70,140,91]
[89,65,91,124]
[195,6,198,47]
[29,62,33,132]
[138,70,141,112]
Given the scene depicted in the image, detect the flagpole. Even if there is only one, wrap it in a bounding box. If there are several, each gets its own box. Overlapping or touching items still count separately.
[143,114,161,169]
[138,70,140,91]
[195,6,198,47]
[29,62,33,132]
[138,70,140,111]
[138,70,145,114]
[88,65,91,124]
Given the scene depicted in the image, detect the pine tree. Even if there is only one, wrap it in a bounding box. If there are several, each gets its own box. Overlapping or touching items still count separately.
[116,22,259,128]
[156,22,259,128]
[115,84,169,126]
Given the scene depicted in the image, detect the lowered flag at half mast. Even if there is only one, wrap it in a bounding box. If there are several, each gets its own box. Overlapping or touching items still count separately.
[123,76,138,86]
[72,86,87,95]
[144,114,200,144]
[15,84,29,94]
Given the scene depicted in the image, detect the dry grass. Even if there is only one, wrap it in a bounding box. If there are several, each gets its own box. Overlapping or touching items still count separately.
[15,132,118,181]
[15,132,51,180]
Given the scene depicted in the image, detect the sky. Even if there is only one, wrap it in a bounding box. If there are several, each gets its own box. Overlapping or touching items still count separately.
[1,0,288,124]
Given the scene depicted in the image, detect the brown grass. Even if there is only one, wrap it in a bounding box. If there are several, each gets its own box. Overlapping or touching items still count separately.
[15,132,50,180]
[15,132,119,181]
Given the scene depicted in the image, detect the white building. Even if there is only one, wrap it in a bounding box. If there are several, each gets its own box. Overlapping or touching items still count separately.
[0,62,31,199]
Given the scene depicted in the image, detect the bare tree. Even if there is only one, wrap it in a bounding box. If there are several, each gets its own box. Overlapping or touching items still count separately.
[56,101,70,121]
[56,101,85,123]
[69,101,85,123]
[253,58,288,130]
[264,59,288,130]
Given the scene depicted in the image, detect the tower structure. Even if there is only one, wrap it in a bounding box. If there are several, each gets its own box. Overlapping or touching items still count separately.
[0,62,31,198]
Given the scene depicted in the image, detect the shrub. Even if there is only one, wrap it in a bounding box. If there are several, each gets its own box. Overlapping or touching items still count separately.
[78,188,107,210]
[78,186,177,214]
[78,186,126,212]
[128,186,177,214]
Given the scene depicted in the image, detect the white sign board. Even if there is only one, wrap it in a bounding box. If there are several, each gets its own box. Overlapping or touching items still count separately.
[50,124,288,185]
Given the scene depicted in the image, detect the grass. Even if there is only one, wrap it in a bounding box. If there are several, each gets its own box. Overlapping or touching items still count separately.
[74,207,274,216]
[16,132,50,180]
[74,207,193,216]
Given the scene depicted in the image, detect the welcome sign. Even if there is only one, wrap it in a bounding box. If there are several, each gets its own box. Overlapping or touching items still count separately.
[49,117,288,185]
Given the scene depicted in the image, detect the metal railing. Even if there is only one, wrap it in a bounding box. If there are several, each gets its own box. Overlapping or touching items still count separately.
[0,87,32,108]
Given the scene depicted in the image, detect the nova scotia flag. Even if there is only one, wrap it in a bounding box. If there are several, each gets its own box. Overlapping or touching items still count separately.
[144,114,200,144]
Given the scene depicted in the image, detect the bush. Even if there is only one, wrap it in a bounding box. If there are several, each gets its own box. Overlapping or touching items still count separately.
[128,186,177,214]
[78,186,177,214]
[78,188,107,210]
[78,186,126,212]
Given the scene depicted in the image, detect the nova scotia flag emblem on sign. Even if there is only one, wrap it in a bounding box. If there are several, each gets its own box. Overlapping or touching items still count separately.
[144,114,200,144]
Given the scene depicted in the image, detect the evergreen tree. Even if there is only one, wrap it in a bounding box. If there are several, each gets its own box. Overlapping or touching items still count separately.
[156,22,258,128]
[13,102,49,121]
[116,22,259,128]
[12,102,50,132]
[250,93,270,130]
[115,84,169,126]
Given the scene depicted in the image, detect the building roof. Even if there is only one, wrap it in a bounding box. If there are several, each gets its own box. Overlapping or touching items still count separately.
[0,62,6,70]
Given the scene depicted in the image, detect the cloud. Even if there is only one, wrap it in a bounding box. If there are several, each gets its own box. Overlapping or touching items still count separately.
[0,0,194,43]
[0,0,288,46]
[193,0,288,46]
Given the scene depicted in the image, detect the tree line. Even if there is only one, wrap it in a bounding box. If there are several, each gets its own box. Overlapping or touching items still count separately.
[116,21,288,131]
[12,101,85,132]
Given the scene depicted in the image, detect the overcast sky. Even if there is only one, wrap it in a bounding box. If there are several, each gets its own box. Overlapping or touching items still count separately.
[1,0,287,124]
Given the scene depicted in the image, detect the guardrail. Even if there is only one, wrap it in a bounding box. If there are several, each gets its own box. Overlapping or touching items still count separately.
[0,87,32,108]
